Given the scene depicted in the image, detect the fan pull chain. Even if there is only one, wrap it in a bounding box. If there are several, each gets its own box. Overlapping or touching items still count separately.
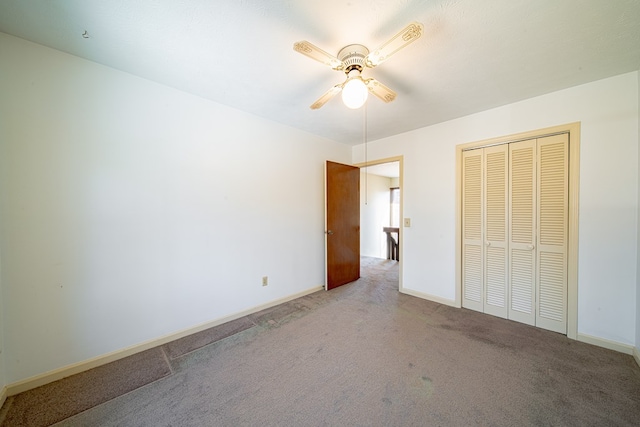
[364,103,368,205]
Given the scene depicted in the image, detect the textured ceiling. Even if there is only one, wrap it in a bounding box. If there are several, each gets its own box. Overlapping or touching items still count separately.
[1,0,638,145]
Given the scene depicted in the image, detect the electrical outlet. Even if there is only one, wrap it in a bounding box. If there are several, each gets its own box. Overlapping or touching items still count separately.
[262,276,268,286]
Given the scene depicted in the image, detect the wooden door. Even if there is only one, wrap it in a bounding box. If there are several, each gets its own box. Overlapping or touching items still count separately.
[325,161,360,290]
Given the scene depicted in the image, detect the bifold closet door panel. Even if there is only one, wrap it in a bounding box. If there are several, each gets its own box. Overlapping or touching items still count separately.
[508,139,536,326]
[462,149,483,312]
[536,134,568,334]
[483,145,508,319]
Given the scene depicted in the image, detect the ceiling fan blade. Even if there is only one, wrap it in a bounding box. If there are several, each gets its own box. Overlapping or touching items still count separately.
[294,41,344,71]
[364,78,397,103]
[310,84,343,109]
[365,22,424,68]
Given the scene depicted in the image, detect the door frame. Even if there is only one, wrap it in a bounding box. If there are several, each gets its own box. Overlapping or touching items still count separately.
[354,155,404,291]
[455,122,580,340]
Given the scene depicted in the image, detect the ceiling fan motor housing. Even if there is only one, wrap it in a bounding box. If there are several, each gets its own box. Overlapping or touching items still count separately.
[338,44,370,74]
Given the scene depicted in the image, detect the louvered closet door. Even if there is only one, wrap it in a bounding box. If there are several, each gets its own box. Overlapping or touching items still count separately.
[535,134,568,333]
[508,139,536,326]
[461,134,569,333]
[462,149,484,312]
[483,145,508,318]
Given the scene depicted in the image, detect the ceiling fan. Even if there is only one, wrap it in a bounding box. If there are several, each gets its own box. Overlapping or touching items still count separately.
[293,22,423,110]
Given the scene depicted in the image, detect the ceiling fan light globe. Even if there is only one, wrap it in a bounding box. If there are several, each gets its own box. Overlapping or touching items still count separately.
[341,77,368,109]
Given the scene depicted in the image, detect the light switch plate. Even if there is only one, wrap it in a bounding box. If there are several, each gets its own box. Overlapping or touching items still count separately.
[404,218,411,227]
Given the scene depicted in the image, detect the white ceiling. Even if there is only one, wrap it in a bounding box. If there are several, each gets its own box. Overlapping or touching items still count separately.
[1,1,638,146]
[364,162,400,179]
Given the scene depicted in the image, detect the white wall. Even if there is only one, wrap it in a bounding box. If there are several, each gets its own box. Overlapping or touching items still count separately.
[637,68,640,360]
[353,71,639,348]
[0,33,351,383]
[0,253,4,395]
[360,172,392,258]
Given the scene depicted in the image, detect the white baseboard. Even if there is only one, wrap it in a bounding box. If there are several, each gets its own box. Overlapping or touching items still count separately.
[7,285,323,397]
[400,287,459,308]
[634,346,640,368]
[576,333,635,355]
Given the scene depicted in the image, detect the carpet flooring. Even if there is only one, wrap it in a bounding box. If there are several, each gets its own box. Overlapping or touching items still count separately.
[1,257,639,426]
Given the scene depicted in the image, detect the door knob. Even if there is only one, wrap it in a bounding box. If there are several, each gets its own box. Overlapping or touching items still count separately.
[326,230,334,235]
[527,244,535,250]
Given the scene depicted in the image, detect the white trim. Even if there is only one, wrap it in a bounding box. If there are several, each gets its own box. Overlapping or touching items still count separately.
[6,285,323,397]
[633,347,640,368]
[400,288,459,308]
[577,333,634,355]
[566,124,580,340]
[454,147,463,308]
[324,161,329,289]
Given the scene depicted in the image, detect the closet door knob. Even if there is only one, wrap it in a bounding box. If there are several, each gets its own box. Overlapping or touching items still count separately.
[527,244,535,250]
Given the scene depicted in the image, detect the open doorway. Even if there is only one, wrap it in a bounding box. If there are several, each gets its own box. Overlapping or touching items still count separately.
[359,160,401,288]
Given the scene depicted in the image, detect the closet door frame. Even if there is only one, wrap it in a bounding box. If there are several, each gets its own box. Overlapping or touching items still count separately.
[455,122,580,340]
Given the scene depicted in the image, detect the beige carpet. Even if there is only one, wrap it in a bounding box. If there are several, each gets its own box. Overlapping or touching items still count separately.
[0,348,171,426]
[1,257,639,426]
